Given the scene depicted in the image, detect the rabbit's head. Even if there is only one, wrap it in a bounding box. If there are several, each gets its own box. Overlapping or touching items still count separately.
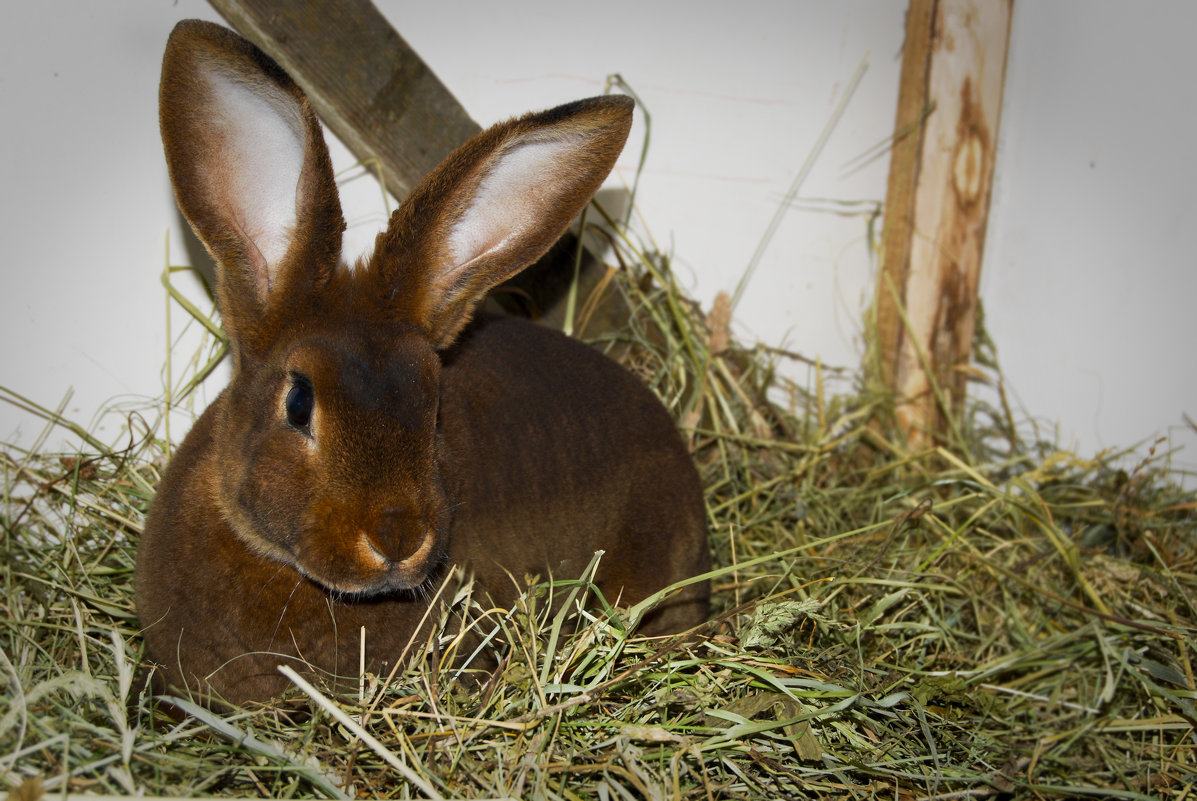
[159,20,632,596]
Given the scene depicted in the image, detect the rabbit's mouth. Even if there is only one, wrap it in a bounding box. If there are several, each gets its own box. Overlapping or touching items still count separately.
[290,495,450,597]
[294,525,441,598]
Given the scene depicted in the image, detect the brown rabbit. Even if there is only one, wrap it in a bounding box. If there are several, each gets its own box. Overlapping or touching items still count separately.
[135,20,710,707]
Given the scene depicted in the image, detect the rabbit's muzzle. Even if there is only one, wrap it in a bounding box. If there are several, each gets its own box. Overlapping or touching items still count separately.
[297,497,447,597]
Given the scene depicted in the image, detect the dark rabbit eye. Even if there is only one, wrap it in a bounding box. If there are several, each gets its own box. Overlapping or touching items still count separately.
[285,377,314,431]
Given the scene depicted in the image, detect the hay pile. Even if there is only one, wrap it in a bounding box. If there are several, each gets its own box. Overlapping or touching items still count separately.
[2,223,1194,800]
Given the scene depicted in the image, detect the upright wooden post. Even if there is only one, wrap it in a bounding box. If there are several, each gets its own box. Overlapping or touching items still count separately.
[874,0,1012,448]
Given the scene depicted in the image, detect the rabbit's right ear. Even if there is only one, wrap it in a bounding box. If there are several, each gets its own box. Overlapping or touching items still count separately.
[159,20,344,367]
[372,95,634,349]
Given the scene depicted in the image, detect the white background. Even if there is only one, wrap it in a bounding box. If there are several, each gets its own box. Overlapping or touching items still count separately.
[2,1,1194,482]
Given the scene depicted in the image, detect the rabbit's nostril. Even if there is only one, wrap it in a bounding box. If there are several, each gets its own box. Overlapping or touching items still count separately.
[364,535,388,562]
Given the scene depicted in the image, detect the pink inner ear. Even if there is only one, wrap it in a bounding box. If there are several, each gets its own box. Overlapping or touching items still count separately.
[204,68,307,291]
[443,135,583,277]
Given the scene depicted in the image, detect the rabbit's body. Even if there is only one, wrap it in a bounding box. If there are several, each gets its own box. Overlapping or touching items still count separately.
[137,20,708,707]
[140,314,705,704]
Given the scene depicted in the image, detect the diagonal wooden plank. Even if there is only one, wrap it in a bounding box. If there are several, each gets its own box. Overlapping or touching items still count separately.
[209,0,480,200]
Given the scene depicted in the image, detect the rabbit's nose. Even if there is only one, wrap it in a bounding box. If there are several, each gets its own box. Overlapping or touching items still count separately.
[365,507,427,564]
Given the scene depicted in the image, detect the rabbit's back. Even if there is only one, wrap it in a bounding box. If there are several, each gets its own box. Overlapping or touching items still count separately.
[440,314,710,632]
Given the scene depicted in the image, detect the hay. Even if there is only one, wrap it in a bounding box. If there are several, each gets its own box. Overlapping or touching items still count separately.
[2,218,1195,800]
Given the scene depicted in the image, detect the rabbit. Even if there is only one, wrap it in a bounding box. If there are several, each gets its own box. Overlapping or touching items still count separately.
[135,19,710,708]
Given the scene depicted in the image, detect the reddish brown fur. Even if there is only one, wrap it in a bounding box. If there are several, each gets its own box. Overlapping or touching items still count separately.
[137,20,709,708]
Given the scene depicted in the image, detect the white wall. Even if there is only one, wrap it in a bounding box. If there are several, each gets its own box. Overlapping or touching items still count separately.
[2,2,1193,483]
[986,3,1197,478]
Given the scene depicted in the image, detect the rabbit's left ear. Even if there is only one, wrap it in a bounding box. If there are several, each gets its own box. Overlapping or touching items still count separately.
[159,20,344,367]
[372,96,633,349]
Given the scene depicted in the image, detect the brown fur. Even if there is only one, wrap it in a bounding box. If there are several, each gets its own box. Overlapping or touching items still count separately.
[136,20,709,708]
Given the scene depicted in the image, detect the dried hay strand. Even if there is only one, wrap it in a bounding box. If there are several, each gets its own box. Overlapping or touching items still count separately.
[2,217,1195,800]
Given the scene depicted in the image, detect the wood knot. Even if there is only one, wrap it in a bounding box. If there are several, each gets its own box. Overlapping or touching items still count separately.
[953,131,985,205]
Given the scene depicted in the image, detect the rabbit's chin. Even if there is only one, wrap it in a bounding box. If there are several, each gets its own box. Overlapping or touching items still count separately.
[296,556,444,600]
[306,569,441,602]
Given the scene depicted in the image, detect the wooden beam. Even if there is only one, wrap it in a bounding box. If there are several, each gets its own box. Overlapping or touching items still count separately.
[874,0,1013,449]
[208,0,481,199]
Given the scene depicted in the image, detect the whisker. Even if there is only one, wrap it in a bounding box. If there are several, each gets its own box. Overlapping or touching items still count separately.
[268,574,307,650]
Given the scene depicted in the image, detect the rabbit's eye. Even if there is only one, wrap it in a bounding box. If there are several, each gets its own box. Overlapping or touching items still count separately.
[286,378,314,431]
